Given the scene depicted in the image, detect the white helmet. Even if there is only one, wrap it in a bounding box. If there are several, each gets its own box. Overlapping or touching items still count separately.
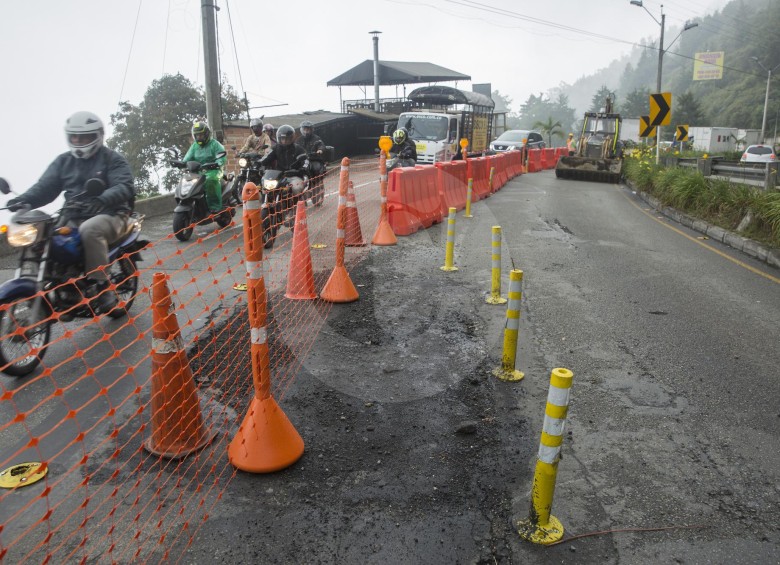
[65,111,104,159]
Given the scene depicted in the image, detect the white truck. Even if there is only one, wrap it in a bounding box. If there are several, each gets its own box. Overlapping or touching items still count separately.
[395,86,494,164]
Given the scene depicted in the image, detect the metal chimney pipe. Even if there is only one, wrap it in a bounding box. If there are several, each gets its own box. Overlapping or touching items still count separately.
[370,31,382,112]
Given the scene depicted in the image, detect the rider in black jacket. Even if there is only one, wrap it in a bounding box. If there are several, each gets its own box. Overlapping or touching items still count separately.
[259,124,306,171]
[391,127,418,162]
[7,111,135,314]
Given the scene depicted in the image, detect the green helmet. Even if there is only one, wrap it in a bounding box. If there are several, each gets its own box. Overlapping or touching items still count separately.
[192,121,211,146]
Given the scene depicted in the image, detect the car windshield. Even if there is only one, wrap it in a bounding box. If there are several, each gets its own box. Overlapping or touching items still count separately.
[497,131,528,142]
[398,115,449,141]
[747,146,773,155]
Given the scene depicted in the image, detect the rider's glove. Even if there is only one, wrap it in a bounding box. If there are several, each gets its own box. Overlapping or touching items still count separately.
[6,197,28,211]
[87,195,109,216]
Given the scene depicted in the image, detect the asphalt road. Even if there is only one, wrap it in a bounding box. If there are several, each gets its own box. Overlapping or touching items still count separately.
[1,169,779,564]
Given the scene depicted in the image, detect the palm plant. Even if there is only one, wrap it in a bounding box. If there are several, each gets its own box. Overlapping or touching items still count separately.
[533,117,563,147]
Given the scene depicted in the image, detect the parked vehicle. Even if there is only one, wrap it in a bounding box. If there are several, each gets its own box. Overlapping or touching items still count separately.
[259,154,309,249]
[0,177,147,376]
[169,150,237,242]
[740,144,776,163]
[396,85,495,163]
[489,130,545,153]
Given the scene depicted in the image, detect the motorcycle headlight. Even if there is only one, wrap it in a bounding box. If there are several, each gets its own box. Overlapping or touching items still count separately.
[238,158,248,168]
[263,179,278,191]
[7,223,39,247]
[180,179,196,197]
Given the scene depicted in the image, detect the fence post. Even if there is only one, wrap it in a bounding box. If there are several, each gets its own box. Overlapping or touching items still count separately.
[765,162,778,191]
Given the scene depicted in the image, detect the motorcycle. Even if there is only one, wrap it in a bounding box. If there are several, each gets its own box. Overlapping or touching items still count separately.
[386,147,417,172]
[169,150,238,242]
[0,177,147,377]
[259,154,309,249]
[302,145,333,207]
[225,148,267,205]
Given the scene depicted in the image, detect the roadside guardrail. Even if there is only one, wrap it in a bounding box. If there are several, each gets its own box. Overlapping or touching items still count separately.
[664,156,778,190]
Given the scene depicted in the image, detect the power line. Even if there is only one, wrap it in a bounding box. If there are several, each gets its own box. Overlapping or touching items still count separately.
[119,0,145,103]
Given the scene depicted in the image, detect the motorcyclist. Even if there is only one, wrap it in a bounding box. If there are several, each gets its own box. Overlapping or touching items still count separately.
[239,117,272,157]
[263,123,277,148]
[6,111,135,314]
[297,120,326,189]
[391,127,417,163]
[182,120,226,213]
[259,124,307,171]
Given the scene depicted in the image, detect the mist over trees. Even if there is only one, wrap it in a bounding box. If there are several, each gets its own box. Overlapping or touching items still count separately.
[507,0,778,137]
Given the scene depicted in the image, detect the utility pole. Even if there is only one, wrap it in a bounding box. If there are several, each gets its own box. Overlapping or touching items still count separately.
[370,31,382,112]
[201,0,223,141]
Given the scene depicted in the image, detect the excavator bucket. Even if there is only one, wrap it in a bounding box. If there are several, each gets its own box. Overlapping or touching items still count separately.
[555,155,623,184]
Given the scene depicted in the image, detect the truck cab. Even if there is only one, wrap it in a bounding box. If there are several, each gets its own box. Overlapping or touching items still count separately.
[395,86,494,164]
[397,112,460,164]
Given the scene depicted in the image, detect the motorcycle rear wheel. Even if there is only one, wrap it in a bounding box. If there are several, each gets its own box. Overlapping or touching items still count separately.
[215,208,233,228]
[107,256,139,319]
[0,297,52,376]
[173,210,194,241]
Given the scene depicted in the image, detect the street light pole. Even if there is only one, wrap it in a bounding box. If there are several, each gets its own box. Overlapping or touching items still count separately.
[630,1,697,164]
[751,57,779,144]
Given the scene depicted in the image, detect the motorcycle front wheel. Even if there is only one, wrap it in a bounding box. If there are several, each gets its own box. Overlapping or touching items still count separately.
[312,182,324,207]
[107,256,139,319]
[0,296,52,376]
[262,207,275,249]
[173,210,194,241]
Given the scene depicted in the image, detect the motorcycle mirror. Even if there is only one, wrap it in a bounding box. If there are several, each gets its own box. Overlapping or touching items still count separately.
[230,145,237,150]
[84,178,107,196]
[0,178,10,195]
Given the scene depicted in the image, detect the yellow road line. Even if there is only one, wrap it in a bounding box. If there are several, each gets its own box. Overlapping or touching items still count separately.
[618,187,780,285]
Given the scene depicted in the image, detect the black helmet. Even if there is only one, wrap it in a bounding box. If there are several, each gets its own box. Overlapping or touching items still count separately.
[250,117,264,135]
[192,120,211,146]
[299,120,314,137]
[277,124,295,146]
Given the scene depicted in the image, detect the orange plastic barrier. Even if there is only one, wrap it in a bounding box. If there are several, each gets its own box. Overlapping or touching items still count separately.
[527,149,542,172]
[436,160,468,215]
[387,164,443,236]
[544,148,557,170]
[467,157,491,200]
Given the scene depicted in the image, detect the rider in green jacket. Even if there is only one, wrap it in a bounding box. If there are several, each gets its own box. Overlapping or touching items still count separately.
[183,121,226,212]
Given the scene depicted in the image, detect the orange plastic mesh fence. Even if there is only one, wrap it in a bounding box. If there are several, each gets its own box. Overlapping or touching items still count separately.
[0,157,382,563]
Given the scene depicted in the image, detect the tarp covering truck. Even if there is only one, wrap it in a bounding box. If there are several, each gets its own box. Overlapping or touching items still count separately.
[396,86,494,164]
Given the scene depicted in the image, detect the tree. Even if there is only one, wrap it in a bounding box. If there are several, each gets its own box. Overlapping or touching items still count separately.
[622,87,651,118]
[533,117,563,147]
[107,73,245,196]
[673,91,706,127]
[589,86,617,113]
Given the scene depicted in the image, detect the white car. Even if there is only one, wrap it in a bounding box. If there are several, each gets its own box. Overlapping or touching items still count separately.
[740,144,776,163]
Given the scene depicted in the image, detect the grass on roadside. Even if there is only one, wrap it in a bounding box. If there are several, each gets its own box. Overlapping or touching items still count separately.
[623,149,780,248]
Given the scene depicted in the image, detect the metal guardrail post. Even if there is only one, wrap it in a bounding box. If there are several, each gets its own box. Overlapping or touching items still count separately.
[766,162,778,191]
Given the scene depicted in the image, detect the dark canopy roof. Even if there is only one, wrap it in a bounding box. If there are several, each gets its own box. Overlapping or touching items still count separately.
[408,86,494,109]
[327,60,470,87]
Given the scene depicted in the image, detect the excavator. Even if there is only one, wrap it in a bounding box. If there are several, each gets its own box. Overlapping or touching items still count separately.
[555,96,624,183]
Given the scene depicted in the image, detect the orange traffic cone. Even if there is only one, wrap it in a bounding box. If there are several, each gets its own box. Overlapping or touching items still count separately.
[344,182,366,247]
[372,149,398,246]
[320,158,359,303]
[285,201,317,300]
[144,273,214,459]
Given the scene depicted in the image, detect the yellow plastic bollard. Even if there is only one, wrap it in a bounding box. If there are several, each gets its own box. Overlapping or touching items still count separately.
[492,269,523,381]
[517,368,574,545]
[486,226,507,305]
[464,178,474,218]
[440,207,458,272]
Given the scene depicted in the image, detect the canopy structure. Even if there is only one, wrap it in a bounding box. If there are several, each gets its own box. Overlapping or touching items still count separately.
[327,60,470,87]
[408,86,494,109]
